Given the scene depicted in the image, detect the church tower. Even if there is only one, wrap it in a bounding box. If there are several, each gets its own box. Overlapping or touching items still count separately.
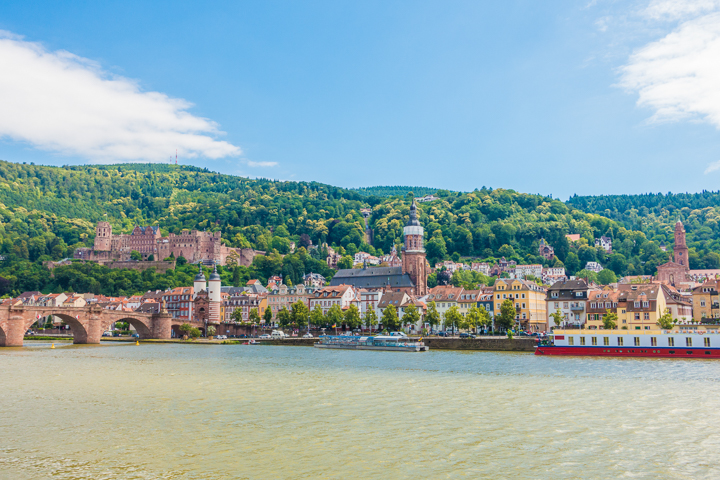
[674,220,689,268]
[401,199,428,296]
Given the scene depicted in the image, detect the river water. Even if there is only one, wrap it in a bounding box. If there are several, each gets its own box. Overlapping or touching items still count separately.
[1,341,720,479]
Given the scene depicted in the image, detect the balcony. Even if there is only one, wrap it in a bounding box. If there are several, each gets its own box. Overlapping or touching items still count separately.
[570,304,585,311]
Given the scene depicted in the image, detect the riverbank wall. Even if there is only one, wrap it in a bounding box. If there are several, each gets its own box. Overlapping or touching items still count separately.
[98,336,535,351]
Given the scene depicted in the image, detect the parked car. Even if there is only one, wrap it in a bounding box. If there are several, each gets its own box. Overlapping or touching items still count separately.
[459,332,476,339]
[259,334,271,339]
[389,331,407,337]
[438,331,452,337]
[102,331,113,337]
[112,331,122,337]
[302,333,313,338]
[271,330,287,339]
[131,333,139,338]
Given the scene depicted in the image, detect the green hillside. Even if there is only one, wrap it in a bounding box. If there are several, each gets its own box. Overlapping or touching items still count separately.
[568,192,720,270]
[0,160,695,296]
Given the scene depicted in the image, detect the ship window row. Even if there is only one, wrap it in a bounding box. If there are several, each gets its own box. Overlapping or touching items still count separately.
[567,336,706,348]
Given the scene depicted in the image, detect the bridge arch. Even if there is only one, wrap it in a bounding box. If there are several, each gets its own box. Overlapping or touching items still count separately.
[0,323,6,347]
[112,316,153,339]
[50,313,91,343]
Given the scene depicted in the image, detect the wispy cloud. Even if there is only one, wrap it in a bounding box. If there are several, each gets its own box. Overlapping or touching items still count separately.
[704,159,720,173]
[246,160,278,167]
[619,4,720,129]
[0,30,241,162]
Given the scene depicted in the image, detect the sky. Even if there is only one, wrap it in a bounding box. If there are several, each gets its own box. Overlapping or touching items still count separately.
[1,0,720,198]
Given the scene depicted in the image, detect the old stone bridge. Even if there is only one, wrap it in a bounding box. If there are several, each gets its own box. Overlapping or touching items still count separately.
[0,305,205,347]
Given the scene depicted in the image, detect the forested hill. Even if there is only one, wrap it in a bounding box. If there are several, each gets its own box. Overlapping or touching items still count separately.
[349,186,442,197]
[0,159,715,296]
[567,191,720,269]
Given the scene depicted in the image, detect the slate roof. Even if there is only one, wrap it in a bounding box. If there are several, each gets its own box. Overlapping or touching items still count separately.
[330,266,414,289]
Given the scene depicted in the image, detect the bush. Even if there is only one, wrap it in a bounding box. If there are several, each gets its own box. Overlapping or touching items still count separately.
[190,327,201,338]
[207,325,216,336]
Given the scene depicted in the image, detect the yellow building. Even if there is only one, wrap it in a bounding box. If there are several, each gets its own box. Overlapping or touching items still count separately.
[692,280,718,323]
[494,279,547,332]
[585,284,667,330]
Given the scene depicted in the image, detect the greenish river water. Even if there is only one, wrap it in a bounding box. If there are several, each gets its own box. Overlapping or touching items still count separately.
[1,341,720,479]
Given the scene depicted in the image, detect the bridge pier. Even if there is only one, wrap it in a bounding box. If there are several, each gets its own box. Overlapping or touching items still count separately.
[151,312,173,339]
[1,315,26,347]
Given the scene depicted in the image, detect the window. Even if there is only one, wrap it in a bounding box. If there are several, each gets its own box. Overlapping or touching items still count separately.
[591,337,597,346]
[651,337,657,346]
[522,303,526,309]
[634,337,640,346]
[644,313,650,320]
[635,313,640,320]
[591,303,596,309]
[522,294,526,299]
[603,337,609,346]
[668,337,674,347]
[568,337,574,345]
[618,337,624,346]
[564,302,568,308]
[686,337,692,347]
[705,337,711,347]
[701,300,706,307]
[580,337,585,345]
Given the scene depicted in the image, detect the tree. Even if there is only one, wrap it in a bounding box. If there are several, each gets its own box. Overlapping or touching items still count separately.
[291,301,309,329]
[130,250,142,261]
[402,303,421,330]
[656,310,676,330]
[603,310,618,330]
[310,305,325,329]
[466,305,481,334]
[249,308,261,324]
[277,306,292,328]
[344,304,361,330]
[179,323,192,338]
[337,255,353,270]
[382,305,400,332]
[550,309,564,328]
[189,327,202,338]
[231,307,244,323]
[425,301,441,332]
[597,269,617,285]
[496,299,516,332]
[327,304,344,332]
[363,308,378,332]
[147,254,155,261]
[207,325,216,337]
[264,305,273,324]
[478,306,491,333]
[443,305,462,334]
[176,256,187,266]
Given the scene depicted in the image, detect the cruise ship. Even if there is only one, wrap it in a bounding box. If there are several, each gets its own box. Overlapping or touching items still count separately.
[536,329,720,358]
[314,335,429,352]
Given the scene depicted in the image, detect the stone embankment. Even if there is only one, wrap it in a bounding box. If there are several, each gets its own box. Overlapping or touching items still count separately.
[36,336,536,352]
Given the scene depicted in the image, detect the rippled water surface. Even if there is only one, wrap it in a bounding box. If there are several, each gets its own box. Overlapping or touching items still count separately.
[2,341,720,479]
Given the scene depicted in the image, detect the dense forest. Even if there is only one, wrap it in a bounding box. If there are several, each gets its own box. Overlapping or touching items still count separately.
[0,159,716,296]
[568,192,720,271]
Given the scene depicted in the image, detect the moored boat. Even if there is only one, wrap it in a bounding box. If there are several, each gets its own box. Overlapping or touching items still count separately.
[314,335,429,352]
[536,329,720,358]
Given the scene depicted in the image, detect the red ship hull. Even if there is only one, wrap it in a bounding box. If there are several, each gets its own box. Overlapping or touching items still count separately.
[535,346,720,358]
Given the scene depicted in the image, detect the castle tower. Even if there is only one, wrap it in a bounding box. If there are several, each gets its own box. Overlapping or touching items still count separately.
[401,199,428,296]
[193,264,207,300]
[674,220,689,268]
[94,221,112,251]
[207,263,222,323]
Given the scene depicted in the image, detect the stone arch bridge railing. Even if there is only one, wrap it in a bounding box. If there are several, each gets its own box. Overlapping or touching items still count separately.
[0,305,205,347]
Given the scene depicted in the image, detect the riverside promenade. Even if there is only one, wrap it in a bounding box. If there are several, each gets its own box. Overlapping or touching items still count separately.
[74,335,537,352]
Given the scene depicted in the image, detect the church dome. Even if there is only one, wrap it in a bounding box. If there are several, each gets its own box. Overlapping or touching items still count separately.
[209,263,221,282]
[194,264,206,282]
[407,199,421,227]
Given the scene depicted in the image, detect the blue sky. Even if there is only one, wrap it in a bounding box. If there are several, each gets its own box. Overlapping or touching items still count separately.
[1,0,720,198]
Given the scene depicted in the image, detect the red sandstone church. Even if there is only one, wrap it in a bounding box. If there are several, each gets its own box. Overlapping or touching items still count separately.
[656,221,720,288]
[329,199,429,296]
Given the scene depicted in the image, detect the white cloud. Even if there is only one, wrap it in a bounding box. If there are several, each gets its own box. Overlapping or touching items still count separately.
[619,10,720,127]
[644,0,720,20]
[704,159,720,173]
[0,30,240,162]
[246,160,278,167]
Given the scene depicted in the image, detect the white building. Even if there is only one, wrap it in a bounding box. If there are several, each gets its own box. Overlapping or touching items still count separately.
[595,236,612,253]
[585,261,603,273]
[512,264,543,279]
[308,285,359,315]
[471,263,491,275]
